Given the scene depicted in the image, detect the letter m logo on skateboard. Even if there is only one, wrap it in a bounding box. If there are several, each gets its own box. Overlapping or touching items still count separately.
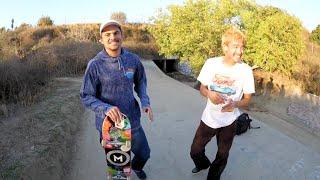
[107,150,130,166]
[113,154,123,162]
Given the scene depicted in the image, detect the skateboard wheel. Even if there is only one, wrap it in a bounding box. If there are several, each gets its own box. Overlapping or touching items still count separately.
[106,174,112,180]
[120,141,131,152]
[101,139,105,147]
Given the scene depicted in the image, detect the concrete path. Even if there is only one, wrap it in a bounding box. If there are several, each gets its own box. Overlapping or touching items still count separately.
[66,61,320,180]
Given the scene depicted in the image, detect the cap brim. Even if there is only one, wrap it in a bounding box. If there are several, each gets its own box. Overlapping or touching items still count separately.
[100,22,121,34]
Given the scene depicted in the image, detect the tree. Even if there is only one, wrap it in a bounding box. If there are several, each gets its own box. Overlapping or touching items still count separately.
[149,0,216,73]
[241,6,304,74]
[149,0,256,73]
[37,16,54,27]
[110,12,127,24]
[310,25,320,45]
[149,0,304,75]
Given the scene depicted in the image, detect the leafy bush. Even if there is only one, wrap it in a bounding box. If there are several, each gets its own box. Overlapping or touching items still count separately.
[242,6,304,75]
[149,0,219,74]
[310,25,320,45]
[149,0,304,75]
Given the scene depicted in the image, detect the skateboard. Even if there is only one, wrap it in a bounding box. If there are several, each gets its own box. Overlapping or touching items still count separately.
[101,114,132,180]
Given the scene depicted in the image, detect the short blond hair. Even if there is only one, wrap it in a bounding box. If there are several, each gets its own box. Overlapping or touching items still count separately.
[221,27,246,47]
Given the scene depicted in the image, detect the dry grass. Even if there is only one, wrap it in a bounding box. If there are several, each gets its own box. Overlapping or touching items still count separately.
[123,41,160,59]
[122,24,161,59]
[0,23,160,107]
[62,23,100,42]
[0,60,49,105]
[0,78,84,179]
[292,30,320,95]
[27,40,101,76]
[0,40,100,107]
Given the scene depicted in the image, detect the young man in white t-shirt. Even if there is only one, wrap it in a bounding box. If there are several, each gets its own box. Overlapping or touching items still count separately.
[190,27,255,180]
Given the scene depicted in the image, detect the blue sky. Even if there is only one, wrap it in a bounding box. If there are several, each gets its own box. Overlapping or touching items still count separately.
[0,0,319,32]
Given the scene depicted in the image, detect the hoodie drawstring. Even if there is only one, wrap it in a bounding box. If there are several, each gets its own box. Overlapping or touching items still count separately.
[117,58,121,70]
[117,57,126,75]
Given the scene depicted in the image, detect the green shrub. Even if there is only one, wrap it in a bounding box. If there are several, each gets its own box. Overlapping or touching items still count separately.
[149,0,304,75]
[310,25,320,45]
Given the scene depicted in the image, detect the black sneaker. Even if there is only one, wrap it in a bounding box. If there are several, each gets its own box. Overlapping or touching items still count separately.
[133,169,147,179]
[192,166,209,173]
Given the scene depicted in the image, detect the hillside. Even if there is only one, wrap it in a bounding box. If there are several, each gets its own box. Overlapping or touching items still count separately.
[0,22,319,179]
[0,23,159,114]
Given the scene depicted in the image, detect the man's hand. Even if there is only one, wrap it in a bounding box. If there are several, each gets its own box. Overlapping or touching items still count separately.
[221,99,237,112]
[221,93,252,112]
[105,106,122,124]
[200,84,225,105]
[143,106,153,122]
[207,91,226,105]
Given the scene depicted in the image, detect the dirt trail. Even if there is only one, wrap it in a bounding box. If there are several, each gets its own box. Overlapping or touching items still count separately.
[66,61,320,179]
[0,77,85,180]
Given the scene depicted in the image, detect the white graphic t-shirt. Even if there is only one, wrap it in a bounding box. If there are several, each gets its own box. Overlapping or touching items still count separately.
[197,57,255,128]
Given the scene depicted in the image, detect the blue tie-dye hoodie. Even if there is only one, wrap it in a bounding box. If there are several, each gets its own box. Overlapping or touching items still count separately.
[80,48,150,133]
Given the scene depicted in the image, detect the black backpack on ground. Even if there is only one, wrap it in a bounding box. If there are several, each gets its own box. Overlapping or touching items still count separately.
[236,113,260,135]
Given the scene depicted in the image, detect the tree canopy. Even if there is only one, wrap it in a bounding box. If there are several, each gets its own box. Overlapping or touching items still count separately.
[149,0,304,75]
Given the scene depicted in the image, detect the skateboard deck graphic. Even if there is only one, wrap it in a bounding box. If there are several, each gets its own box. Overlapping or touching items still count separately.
[101,114,131,180]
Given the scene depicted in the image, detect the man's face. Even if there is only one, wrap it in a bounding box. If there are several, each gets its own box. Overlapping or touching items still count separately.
[223,40,244,63]
[100,25,123,52]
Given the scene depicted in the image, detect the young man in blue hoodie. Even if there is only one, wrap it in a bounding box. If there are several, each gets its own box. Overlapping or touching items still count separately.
[80,20,153,179]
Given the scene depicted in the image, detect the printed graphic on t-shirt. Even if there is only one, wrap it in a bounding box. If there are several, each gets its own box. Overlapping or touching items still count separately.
[208,74,236,97]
